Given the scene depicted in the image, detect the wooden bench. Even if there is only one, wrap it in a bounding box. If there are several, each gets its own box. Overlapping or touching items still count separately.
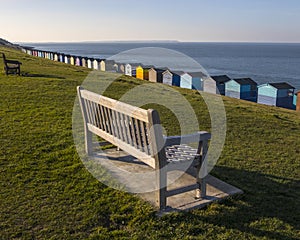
[2,53,22,75]
[77,86,211,210]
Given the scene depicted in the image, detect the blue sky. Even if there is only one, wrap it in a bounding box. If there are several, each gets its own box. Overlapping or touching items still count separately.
[1,0,300,43]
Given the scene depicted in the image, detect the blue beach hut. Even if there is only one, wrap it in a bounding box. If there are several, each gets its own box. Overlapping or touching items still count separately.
[225,78,258,102]
[203,75,231,95]
[293,93,297,110]
[257,82,295,109]
[180,72,205,90]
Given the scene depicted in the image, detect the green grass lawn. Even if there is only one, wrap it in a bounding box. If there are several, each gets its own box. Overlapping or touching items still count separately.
[0,47,299,239]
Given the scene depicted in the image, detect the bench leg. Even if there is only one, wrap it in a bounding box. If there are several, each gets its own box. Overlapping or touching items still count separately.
[196,140,208,198]
[85,128,93,156]
[156,167,167,210]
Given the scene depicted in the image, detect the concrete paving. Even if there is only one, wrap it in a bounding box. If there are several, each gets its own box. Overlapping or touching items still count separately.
[91,148,243,213]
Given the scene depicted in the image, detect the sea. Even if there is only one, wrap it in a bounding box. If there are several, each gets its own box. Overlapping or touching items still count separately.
[22,42,300,90]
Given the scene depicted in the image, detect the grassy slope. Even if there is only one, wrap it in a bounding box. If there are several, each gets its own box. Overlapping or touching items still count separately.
[0,47,299,239]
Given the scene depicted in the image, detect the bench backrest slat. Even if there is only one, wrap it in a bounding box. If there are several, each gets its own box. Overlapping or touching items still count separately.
[78,87,163,169]
[80,89,149,123]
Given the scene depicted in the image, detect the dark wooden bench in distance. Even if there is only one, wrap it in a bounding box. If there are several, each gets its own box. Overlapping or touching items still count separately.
[2,53,22,75]
[77,86,211,210]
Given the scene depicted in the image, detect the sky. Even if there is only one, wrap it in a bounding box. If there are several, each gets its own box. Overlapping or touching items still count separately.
[1,0,300,43]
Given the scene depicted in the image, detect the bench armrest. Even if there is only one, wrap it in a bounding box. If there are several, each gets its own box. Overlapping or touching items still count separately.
[164,131,211,146]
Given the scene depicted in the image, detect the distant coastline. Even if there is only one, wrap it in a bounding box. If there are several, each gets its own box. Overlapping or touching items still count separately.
[19,41,300,90]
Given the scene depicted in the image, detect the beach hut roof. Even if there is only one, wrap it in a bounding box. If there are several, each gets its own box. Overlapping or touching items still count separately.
[185,72,206,78]
[139,64,155,69]
[171,70,185,76]
[94,58,105,62]
[211,75,231,83]
[104,60,115,64]
[126,62,140,66]
[115,61,127,65]
[150,68,166,73]
[269,82,295,89]
[233,78,257,85]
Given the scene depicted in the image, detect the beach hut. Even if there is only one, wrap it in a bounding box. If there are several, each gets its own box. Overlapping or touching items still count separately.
[257,82,295,109]
[75,56,82,66]
[149,68,166,83]
[180,72,206,90]
[117,63,126,74]
[64,55,70,64]
[113,63,119,72]
[50,52,54,61]
[87,58,93,69]
[171,71,184,87]
[203,75,231,95]
[162,70,173,86]
[296,91,300,112]
[70,56,75,65]
[136,65,144,79]
[100,60,115,72]
[54,53,59,61]
[26,49,32,56]
[93,59,100,70]
[225,78,258,102]
[293,93,297,110]
[81,58,87,68]
[125,63,139,77]
[59,54,64,63]
[136,65,154,80]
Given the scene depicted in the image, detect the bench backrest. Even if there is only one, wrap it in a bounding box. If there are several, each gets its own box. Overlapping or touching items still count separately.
[77,86,166,169]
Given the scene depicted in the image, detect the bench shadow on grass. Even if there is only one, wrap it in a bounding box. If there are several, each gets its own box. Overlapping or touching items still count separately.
[22,72,66,79]
[171,166,299,239]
